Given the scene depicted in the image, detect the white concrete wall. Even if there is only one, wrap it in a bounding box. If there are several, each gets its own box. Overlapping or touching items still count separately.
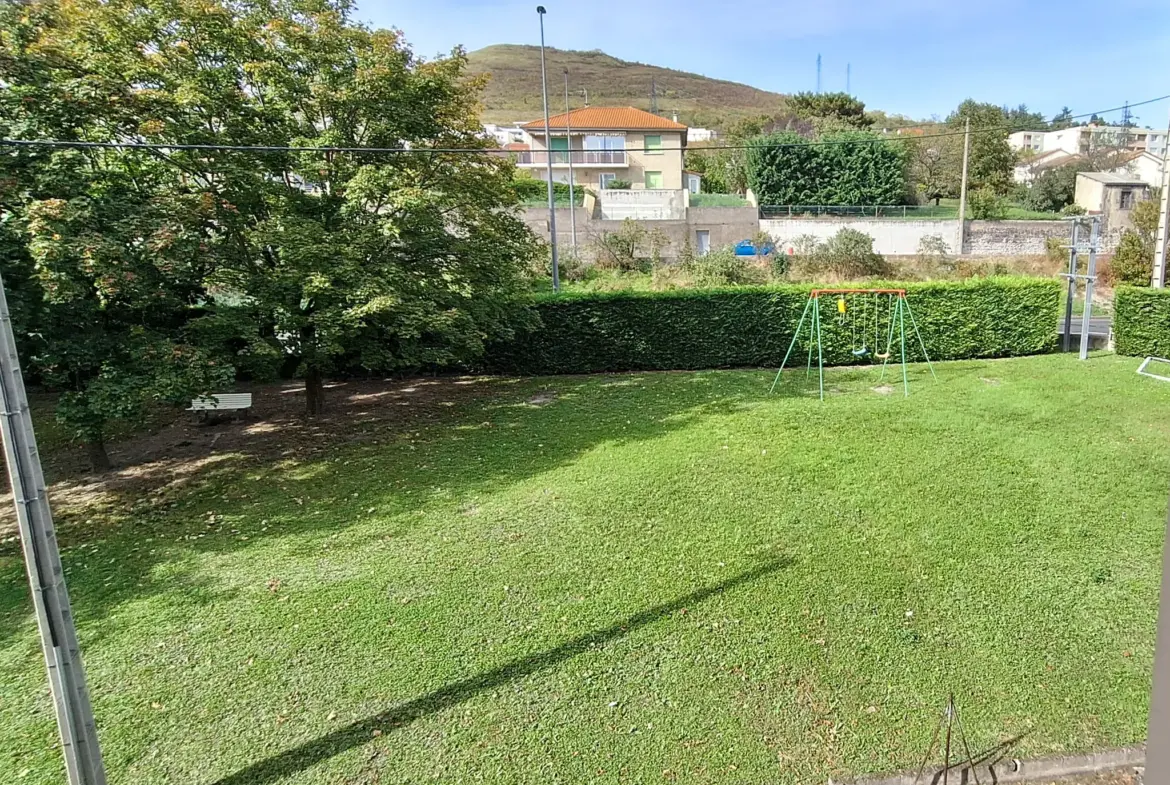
[599,189,687,220]
[761,218,961,256]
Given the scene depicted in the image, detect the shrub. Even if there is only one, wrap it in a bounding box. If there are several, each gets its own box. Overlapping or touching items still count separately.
[591,219,667,272]
[968,188,1008,220]
[1060,204,1086,216]
[814,228,889,278]
[686,246,767,287]
[915,234,954,277]
[1045,236,1066,264]
[485,278,1061,374]
[513,177,576,203]
[1115,286,1170,356]
[606,179,632,190]
[1110,230,1154,286]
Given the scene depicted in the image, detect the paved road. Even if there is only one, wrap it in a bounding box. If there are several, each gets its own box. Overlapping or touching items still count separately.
[1059,316,1111,336]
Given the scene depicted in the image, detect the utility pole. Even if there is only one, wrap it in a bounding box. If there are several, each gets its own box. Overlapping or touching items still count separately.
[956,117,971,254]
[564,69,577,257]
[1078,216,1100,361]
[579,88,589,107]
[650,77,658,114]
[536,5,559,292]
[1153,111,1170,287]
[0,269,107,784]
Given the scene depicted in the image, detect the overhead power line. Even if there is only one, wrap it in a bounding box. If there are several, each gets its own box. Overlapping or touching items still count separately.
[2,94,1168,157]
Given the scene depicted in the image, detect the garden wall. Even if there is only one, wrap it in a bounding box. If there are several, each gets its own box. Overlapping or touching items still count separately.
[520,206,759,262]
[964,220,1070,255]
[761,218,957,256]
[485,278,1061,375]
[1114,286,1170,356]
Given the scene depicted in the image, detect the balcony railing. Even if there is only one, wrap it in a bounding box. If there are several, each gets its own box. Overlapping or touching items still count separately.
[517,150,628,166]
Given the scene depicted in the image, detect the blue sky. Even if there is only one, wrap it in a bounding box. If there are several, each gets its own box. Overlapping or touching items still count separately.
[357,0,1170,126]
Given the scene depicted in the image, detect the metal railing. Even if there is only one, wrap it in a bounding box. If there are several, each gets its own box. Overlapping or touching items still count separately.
[759,204,957,219]
[516,150,627,166]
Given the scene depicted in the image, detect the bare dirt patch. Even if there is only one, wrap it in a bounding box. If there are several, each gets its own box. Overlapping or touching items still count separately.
[1,376,520,544]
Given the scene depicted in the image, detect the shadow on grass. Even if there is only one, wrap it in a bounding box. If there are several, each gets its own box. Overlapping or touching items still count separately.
[209,555,794,785]
[1,371,790,646]
[919,733,1028,785]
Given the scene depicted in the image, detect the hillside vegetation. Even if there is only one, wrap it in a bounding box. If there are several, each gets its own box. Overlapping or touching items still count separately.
[466,44,787,128]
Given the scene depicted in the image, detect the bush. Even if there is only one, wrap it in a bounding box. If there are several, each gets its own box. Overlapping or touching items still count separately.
[814,228,889,278]
[1060,204,1086,216]
[1045,236,1066,264]
[484,277,1061,374]
[592,219,667,272]
[1110,230,1154,286]
[968,188,1008,220]
[607,179,632,190]
[685,247,767,287]
[513,177,576,203]
[1115,286,1170,356]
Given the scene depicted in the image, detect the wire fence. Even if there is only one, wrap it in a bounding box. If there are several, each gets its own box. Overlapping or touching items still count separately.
[759,204,957,219]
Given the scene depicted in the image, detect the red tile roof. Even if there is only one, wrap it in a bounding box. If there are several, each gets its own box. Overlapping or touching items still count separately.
[522,106,687,131]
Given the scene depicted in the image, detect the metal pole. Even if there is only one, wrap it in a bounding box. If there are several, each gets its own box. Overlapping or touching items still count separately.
[536,6,559,292]
[815,296,825,401]
[1153,111,1170,287]
[771,296,813,394]
[956,118,971,255]
[564,69,577,257]
[1079,217,1100,360]
[1063,220,1079,352]
[903,296,937,379]
[0,270,107,784]
[1147,476,1170,784]
[899,296,909,397]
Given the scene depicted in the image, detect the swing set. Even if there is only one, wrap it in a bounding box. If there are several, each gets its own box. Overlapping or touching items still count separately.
[770,288,935,400]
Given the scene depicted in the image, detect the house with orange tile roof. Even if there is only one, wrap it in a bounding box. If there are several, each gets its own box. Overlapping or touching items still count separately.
[517,106,688,192]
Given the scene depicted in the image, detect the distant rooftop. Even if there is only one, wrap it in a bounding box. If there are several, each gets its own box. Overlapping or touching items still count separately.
[1078,172,1149,185]
[522,106,688,132]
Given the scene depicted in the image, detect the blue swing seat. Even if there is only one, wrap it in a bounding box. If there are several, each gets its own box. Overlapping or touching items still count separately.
[851,347,869,357]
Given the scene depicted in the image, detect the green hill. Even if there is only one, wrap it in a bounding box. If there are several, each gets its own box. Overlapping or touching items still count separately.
[466,44,787,130]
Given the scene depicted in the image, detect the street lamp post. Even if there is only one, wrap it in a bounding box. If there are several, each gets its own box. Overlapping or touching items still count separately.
[564,68,577,257]
[536,6,560,292]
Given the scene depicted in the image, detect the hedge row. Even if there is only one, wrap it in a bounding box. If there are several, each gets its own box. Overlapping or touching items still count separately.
[1114,286,1170,357]
[485,277,1061,375]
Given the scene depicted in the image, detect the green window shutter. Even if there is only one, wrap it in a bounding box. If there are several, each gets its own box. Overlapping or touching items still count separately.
[644,135,662,154]
[644,171,663,189]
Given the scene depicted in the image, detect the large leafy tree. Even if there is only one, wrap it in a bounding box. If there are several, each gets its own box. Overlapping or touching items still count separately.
[946,100,1015,194]
[0,1,236,468]
[1002,103,1047,131]
[789,92,870,130]
[3,0,539,427]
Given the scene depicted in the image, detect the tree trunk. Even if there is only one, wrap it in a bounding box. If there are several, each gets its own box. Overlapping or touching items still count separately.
[305,367,324,416]
[86,438,111,472]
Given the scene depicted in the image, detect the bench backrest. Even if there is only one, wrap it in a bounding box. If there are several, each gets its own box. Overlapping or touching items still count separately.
[189,393,253,411]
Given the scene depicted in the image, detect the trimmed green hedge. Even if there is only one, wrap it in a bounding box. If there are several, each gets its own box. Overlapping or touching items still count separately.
[485,277,1061,375]
[1115,286,1170,357]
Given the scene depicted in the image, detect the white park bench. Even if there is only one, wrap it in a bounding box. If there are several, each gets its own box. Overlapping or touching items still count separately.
[188,393,253,420]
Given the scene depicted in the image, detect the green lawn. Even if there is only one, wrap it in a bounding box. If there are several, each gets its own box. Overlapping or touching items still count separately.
[2,353,1168,784]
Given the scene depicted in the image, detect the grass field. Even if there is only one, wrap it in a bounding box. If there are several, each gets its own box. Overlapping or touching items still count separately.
[2,353,1168,784]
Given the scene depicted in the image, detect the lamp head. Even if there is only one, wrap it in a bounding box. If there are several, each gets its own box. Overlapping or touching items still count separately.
[536,5,546,13]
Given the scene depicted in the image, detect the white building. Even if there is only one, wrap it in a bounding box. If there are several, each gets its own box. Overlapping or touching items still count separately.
[1009,125,1167,157]
[687,127,718,143]
[482,122,530,147]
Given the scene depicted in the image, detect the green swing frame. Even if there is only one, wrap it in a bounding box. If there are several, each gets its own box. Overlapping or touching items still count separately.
[769,288,936,400]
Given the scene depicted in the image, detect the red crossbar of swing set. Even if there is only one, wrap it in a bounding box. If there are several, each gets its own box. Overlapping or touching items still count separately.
[808,288,907,297]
